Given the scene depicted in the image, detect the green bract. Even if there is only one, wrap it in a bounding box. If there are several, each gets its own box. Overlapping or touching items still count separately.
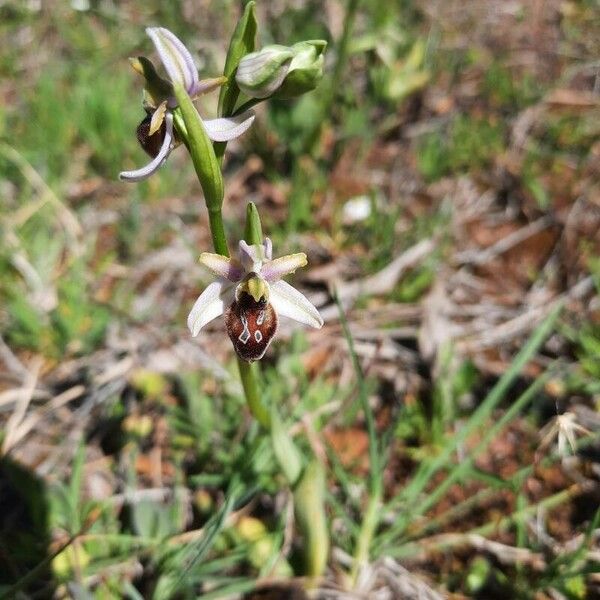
[236,40,326,100]
[219,0,257,116]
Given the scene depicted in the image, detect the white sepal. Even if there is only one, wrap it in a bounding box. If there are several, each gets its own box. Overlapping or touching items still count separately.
[269,280,323,329]
[187,280,234,337]
[146,27,198,93]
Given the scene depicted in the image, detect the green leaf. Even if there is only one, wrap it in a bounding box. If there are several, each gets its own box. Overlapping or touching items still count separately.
[270,408,302,486]
[131,500,162,539]
[218,1,258,117]
[376,303,563,552]
[173,481,240,590]
[293,460,329,578]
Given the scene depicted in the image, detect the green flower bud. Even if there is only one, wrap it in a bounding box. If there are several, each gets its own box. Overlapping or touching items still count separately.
[278,40,327,98]
[235,45,294,99]
[236,40,326,100]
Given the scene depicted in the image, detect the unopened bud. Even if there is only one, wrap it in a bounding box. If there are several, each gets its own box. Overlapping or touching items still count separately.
[236,40,326,100]
[278,40,326,98]
[235,45,294,99]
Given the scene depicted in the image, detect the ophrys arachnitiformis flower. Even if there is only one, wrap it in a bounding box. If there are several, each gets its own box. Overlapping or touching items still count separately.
[188,239,323,361]
[119,27,255,182]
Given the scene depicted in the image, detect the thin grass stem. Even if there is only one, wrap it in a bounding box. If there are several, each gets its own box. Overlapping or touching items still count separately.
[336,290,383,584]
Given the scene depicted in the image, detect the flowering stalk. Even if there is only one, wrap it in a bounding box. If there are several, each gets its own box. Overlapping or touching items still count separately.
[175,91,270,427]
[218,1,258,118]
[181,99,328,575]
[120,18,329,582]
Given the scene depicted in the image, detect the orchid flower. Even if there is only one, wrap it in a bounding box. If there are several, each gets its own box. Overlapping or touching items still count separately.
[119,27,255,182]
[188,239,323,361]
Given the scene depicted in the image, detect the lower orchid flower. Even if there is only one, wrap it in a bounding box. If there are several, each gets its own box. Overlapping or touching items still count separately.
[188,239,323,361]
[119,27,255,182]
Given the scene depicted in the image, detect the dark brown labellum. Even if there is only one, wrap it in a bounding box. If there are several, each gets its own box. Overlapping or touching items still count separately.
[225,292,278,362]
[136,114,166,158]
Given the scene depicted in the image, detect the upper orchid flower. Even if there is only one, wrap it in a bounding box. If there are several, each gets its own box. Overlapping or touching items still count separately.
[188,239,323,361]
[119,27,255,182]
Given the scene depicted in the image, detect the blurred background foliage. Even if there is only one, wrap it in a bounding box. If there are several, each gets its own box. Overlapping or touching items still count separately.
[1,0,600,598]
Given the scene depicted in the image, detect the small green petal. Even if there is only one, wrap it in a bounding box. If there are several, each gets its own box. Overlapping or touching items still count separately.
[129,56,172,106]
[149,101,167,136]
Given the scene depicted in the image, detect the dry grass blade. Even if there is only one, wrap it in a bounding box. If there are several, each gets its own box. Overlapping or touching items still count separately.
[458,276,594,353]
[7,385,86,449]
[0,333,29,381]
[2,358,42,455]
[337,238,435,301]
[0,142,82,246]
[320,239,435,322]
[455,215,554,265]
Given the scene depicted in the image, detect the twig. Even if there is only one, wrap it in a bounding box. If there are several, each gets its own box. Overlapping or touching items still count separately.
[338,238,436,301]
[378,557,446,600]
[458,276,594,352]
[319,239,435,322]
[454,216,554,265]
[2,358,42,455]
[392,482,595,562]
[0,334,29,380]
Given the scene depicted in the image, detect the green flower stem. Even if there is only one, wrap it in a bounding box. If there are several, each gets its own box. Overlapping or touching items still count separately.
[214,1,258,164]
[218,1,257,118]
[173,105,229,259]
[173,85,224,212]
[238,359,270,428]
[207,206,229,257]
[232,97,262,117]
